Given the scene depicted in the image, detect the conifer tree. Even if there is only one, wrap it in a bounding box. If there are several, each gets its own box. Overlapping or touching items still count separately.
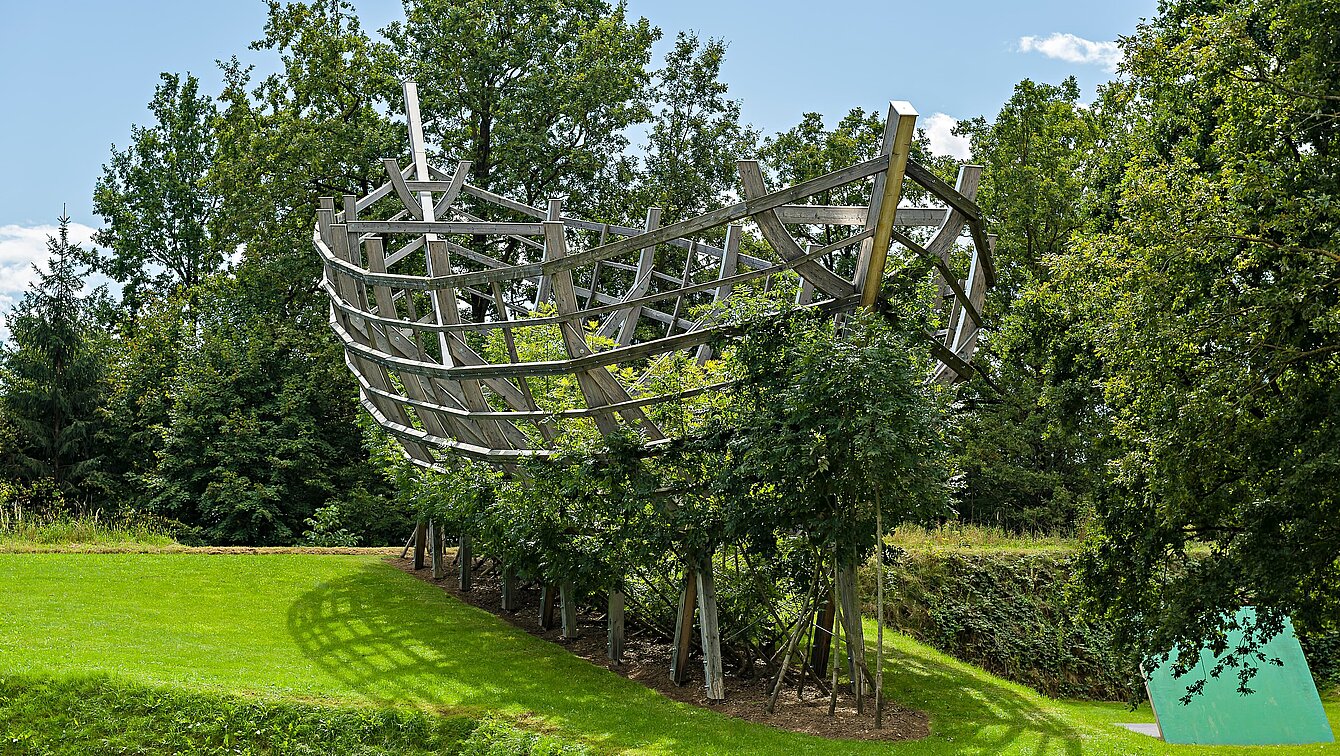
[0,215,108,507]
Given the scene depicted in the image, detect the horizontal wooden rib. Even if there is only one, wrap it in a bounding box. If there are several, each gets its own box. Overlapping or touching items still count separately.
[318,226,872,338]
[329,293,862,383]
[773,205,946,226]
[318,153,892,292]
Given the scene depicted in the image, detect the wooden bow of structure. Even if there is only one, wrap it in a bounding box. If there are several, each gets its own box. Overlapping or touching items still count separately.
[314,83,994,470]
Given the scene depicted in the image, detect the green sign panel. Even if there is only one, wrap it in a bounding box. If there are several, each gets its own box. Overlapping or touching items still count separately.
[1144,607,1334,745]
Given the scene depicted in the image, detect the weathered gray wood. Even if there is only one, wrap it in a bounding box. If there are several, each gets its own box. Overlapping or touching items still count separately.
[607,588,625,664]
[534,198,563,307]
[317,82,995,472]
[810,586,837,676]
[737,160,858,300]
[458,532,472,591]
[696,559,725,701]
[559,581,579,640]
[431,520,444,580]
[669,567,698,685]
[540,584,557,630]
[601,208,659,344]
[695,225,741,363]
[542,220,665,439]
[905,159,983,222]
[383,158,424,220]
[346,220,544,236]
[773,204,946,226]
[837,563,869,700]
[413,520,427,570]
[318,152,893,294]
[501,565,518,612]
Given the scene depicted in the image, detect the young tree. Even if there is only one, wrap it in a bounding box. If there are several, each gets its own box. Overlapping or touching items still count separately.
[91,73,223,316]
[0,217,108,507]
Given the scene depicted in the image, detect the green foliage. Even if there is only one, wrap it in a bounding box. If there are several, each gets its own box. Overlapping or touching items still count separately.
[0,217,109,508]
[875,548,1133,701]
[89,72,223,316]
[0,489,178,550]
[145,277,382,546]
[381,0,657,211]
[0,673,539,756]
[1064,0,1340,685]
[949,78,1113,532]
[717,309,950,566]
[633,31,758,225]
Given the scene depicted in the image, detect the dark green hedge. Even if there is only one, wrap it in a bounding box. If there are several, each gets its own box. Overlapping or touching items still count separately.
[0,673,590,755]
[866,548,1340,702]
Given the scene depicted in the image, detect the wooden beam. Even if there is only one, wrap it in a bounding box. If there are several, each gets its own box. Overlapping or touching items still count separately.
[858,101,919,308]
[501,565,518,612]
[697,559,725,701]
[737,160,857,300]
[540,584,557,630]
[560,581,579,640]
[458,532,472,591]
[413,520,427,570]
[773,204,946,226]
[607,588,625,665]
[670,566,698,685]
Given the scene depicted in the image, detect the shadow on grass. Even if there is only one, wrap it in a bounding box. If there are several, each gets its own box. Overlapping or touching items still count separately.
[287,561,1095,755]
[880,636,1087,756]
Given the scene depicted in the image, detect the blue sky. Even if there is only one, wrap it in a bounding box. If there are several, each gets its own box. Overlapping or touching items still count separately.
[0,0,1156,321]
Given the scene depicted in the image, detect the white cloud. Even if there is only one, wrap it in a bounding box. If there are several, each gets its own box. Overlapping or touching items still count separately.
[922,113,971,160]
[1018,33,1122,72]
[0,222,99,340]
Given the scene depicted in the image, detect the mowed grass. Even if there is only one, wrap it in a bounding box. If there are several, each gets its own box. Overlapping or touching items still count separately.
[0,554,1335,755]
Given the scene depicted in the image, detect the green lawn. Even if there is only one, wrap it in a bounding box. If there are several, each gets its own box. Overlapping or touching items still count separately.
[0,553,1335,754]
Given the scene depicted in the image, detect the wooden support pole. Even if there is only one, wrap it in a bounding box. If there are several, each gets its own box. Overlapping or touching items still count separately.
[458,532,472,591]
[560,581,579,640]
[810,585,837,677]
[875,491,886,728]
[837,562,869,707]
[540,584,557,630]
[669,566,698,685]
[413,520,427,570]
[696,559,725,701]
[501,565,518,613]
[607,588,625,665]
[431,520,444,580]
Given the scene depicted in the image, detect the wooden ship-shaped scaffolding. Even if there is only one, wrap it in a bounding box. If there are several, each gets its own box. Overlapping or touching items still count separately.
[315,83,994,700]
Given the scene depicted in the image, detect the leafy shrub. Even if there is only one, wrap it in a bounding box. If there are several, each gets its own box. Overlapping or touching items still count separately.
[870,547,1340,700]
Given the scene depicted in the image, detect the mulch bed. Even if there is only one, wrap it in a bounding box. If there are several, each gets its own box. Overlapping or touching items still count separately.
[392,554,929,742]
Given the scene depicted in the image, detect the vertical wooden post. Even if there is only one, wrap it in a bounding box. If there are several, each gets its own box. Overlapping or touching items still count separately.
[696,559,725,701]
[607,588,625,664]
[412,520,427,570]
[560,581,579,640]
[837,562,869,704]
[856,101,919,308]
[695,224,741,364]
[540,584,557,630]
[430,521,444,580]
[669,566,698,685]
[875,491,886,728]
[458,532,472,591]
[810,585,837,676]
[501,565,518,613]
